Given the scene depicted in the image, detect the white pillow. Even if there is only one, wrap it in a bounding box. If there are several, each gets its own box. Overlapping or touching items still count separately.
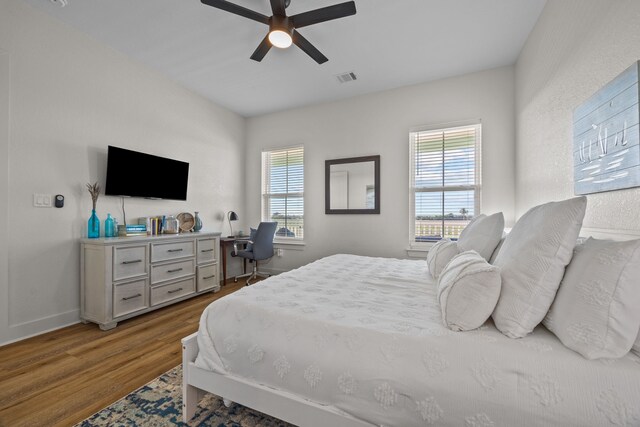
[437,250,502,331]
[492,196,587,338]
[426,238,459,279]
[457,212,504,261]
[489,236,505,264]
[544,237,640,359]
[458,214,485,239]
[633,330,640,357]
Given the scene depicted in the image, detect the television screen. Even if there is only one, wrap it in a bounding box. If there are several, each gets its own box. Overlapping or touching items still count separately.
[105,146,189,201]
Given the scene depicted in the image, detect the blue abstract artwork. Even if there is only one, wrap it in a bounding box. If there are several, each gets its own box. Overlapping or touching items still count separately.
[573,61,640,195]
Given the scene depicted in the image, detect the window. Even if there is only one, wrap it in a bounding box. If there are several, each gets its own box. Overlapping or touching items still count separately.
[262,146,304,240]
[409,123,481,244]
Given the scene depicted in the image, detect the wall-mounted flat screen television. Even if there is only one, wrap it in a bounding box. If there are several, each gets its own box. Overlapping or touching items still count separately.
[105,146,189,201]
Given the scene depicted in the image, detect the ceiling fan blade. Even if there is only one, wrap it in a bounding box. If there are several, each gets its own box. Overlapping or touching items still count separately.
[201,0,270,25]
[292,30,328,64]
[270,0,287,16]
[291,1,356,29]
[250,35,272,62]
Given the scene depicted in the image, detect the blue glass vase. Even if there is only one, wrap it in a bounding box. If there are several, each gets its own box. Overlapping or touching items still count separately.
[104,213,115,238]
[193,211,203,232]
[88,209,100,238]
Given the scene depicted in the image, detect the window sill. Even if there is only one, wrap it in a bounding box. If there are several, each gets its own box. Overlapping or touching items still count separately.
[274,240,306,251]
[406,242,436,259]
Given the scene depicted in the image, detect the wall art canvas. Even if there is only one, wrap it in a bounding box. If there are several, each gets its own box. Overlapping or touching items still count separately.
[573,61,640,195]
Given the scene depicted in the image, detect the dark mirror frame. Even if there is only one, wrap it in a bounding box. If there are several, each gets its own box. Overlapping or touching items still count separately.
[325,155,380,214]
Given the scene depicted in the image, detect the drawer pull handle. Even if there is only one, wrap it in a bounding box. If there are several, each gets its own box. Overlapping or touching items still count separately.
[122,259,143,265]
[168,287,183,294]
[122,293,142,301]
[201,249,214,253]
[168,249,183,253]
[167,268,183,273]
[203,275,215,280]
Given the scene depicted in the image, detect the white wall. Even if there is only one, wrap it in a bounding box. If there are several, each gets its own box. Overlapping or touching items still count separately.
[0,46,9,348]
[246,66,516,273]
[515,0,640,230]
[0,1,246,345]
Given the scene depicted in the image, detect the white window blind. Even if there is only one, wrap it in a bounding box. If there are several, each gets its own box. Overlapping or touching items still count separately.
[409,124,481,243]
[262,146,304,240]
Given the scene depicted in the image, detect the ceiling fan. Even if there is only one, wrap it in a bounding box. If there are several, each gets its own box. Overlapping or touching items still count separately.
[201,0,357,64]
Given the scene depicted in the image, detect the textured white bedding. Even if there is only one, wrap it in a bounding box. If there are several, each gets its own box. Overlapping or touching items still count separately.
[195,254,640,426]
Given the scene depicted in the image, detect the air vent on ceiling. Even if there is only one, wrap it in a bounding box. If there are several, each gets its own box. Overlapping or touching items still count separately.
[336,72,357,84]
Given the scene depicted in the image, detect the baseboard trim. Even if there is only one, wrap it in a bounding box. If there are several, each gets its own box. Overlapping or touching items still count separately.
[1,309,80,347]
[260,267,287,275]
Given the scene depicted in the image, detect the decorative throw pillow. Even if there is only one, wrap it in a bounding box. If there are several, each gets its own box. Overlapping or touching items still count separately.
[458,214,485,239]
[457,212,505,261]
[426,238,459,279]
[544,237,640,359]
[492,196,587,338]
[489,236,505,264]
[437,250,502,331]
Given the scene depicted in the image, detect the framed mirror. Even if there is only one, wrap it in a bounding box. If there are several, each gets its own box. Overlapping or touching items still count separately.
[325,155,380,214]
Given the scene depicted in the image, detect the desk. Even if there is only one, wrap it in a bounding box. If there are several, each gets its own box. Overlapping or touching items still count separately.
[220,237,250,285]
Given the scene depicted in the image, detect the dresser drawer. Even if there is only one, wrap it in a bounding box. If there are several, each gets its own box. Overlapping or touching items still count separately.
[150,258,195,284]
[113,245,148,281]
[151,240,195,263]
[197,238,217,264]
[197,263,219,292]
[150,277,195,306]
[113,278,148,318]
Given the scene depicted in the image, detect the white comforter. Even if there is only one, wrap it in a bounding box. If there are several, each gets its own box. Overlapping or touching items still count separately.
[195,254,640,426]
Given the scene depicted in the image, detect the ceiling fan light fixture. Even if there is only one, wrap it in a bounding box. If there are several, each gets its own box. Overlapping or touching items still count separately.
[201,0,357,63]
[268,30,293,49]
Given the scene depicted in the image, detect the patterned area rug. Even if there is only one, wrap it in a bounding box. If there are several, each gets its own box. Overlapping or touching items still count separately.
[76,365,292,426]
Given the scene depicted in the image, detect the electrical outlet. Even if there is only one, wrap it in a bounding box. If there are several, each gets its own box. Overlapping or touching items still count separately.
[276,248,283,257]
[33,194,52,208]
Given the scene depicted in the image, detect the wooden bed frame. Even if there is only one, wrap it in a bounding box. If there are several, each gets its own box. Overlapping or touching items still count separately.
[181,227,640,426]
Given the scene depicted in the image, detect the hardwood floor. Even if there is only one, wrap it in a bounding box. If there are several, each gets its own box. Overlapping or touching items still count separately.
[0,280,246,427]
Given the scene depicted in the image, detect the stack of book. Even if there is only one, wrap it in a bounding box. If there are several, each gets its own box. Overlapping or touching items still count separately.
[118,224,147,237]
[148,217,165,235]
[137,216,169,235]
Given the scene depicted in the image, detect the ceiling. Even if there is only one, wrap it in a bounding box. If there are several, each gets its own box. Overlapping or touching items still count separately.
[24,0,547,117]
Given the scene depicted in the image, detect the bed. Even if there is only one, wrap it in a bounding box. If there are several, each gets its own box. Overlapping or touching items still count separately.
[182,252,640,426]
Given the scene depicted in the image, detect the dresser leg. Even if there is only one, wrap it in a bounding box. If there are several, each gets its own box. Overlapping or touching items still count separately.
[99,322,117,331]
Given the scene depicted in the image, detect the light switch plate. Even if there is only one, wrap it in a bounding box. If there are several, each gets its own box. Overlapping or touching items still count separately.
[34,194,52,208]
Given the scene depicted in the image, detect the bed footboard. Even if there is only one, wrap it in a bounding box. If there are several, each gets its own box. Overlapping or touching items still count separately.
[182,332,206,423]
[182,332,371,426]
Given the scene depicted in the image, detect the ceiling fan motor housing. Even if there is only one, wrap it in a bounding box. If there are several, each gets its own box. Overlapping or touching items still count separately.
[270,15,292,37]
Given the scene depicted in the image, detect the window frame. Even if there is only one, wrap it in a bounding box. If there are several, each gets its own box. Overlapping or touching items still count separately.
[261,145,305,243]
[409,122,482,248]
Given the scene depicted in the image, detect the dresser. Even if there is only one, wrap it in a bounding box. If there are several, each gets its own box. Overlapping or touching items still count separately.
[80,232,221,330]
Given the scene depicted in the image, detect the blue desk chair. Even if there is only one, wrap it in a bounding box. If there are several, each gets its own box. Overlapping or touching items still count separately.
[233,221,277,286]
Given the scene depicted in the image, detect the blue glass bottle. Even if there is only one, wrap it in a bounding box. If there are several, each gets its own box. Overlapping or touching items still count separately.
[193,211,203,232]
[105,213,115,238]
[88,209,100,238]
